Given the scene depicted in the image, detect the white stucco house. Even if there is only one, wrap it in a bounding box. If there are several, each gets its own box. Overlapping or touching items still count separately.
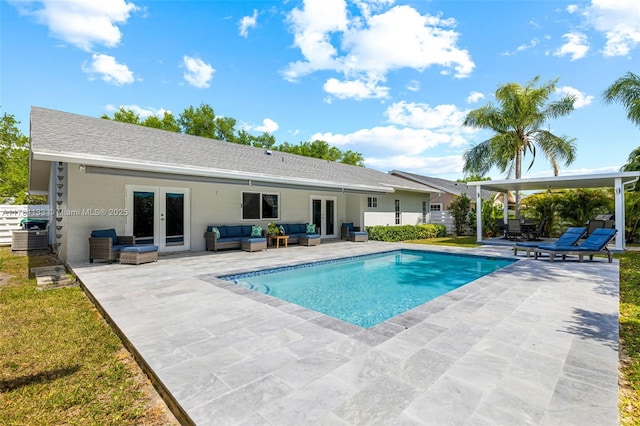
[28,107,440,263]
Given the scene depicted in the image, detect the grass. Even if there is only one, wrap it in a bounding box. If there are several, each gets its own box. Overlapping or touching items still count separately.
[619,251,640,425]
[0,247,178,425]
[405,235,481,247]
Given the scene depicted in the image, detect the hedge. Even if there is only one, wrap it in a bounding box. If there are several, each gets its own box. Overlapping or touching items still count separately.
[365,224,447,242]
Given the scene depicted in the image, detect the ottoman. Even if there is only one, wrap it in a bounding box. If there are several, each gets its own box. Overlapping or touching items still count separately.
[299,234,321,246]
[120,245,159,265]
[349,232,368,242]
[241,237,267,252]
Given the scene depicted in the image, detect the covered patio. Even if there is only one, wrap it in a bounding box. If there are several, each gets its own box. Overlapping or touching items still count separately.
[468,172,640,251]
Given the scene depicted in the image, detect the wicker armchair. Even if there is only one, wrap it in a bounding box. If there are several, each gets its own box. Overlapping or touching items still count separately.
[89,228,135,263]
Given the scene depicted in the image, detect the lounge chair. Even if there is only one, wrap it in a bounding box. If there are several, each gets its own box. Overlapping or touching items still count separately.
[89,228,135,263]
[341,223,368,242]
[585,219,605,237]
[513,227,586,257]
[505,219,523,241]
[534,228,617,263]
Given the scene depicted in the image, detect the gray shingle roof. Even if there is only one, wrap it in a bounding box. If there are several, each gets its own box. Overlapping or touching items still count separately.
[30,107,432,194]
[390,170,495,199]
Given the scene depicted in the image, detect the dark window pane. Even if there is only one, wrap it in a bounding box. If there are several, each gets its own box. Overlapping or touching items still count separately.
[262,194,278,219]
[243,192,260,220]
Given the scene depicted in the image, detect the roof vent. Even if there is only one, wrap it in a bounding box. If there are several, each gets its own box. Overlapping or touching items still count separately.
[264,150,272,156]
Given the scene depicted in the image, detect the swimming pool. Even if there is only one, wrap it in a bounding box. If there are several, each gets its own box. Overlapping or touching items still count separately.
[220,249,515,328]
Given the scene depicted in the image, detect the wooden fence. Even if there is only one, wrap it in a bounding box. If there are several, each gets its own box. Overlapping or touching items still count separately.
[0,205,51,246]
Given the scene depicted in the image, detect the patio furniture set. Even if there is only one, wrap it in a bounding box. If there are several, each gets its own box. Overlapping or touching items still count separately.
[88,228,158,265]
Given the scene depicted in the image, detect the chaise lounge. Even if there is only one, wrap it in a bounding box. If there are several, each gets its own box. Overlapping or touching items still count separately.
[534,228,617,263]
[513,227,586,257]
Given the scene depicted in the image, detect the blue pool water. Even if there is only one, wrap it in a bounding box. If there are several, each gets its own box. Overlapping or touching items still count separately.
[220,250,515,328]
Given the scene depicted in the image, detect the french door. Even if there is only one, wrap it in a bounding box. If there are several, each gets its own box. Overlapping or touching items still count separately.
[310,196,337,238]
[126,186,190,252]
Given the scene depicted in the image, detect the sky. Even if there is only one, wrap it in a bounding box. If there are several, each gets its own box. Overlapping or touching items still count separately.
[2,0,639,181]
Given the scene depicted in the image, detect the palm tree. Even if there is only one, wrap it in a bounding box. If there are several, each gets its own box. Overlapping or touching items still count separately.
[463,76,577,215]
[602,71,640,128]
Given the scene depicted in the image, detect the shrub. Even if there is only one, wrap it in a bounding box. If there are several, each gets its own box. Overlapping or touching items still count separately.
[366,224,446,242]
[449,194,472,236]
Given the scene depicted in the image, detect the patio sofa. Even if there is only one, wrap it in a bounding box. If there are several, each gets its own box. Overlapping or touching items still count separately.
[274,223,320,245]
[204,225,266,252]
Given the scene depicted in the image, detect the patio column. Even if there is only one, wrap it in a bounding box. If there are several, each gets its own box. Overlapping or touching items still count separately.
[476,185,483,243]
[615,177,625,251]
[503,192,509,223]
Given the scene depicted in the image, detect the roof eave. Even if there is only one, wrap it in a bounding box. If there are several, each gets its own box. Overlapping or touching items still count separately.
[32,150,397,194]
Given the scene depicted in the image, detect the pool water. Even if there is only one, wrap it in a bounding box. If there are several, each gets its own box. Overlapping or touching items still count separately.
[221,250,515,328]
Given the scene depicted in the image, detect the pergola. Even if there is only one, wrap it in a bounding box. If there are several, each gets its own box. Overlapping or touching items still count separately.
[467,172,640,251]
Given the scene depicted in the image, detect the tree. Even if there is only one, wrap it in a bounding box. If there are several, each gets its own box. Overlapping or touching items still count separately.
[462,76,577,215]
[103,103,365,165]
[0,113,44,204]
[603,71,640,128]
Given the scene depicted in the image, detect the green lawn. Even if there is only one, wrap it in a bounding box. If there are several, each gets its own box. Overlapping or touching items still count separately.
[405,235,481,247]
[0,247,178,425]
[619,251,640,425]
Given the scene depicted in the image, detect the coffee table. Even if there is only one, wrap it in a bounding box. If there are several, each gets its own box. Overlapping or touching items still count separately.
[268,235,289,248]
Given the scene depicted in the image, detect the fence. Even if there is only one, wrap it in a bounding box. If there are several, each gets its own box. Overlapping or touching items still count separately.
[429,210,455,234]
[0,205,51,246]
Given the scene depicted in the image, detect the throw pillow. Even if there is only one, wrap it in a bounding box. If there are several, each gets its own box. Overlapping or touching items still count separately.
[278,225,286,235]
[210,227,220,239]
[306,223,316,233]
[251,225,263,237]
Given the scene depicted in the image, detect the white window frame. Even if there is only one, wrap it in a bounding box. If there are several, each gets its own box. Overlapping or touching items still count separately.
[367,196,378,209]
[430,203,443,212]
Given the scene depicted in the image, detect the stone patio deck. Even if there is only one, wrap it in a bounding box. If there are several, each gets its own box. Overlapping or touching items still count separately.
[69,241,619,425]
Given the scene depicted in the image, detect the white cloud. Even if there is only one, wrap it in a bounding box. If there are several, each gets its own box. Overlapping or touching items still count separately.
[466,91,485,104]
[385,101,468,133]
[585,0,640,56]
[182,55,215,88]
[11,0,139,51]
[105,104,170,118]
[254,118,279,133]
[312,102,475,158]
[239,9,258,38]
[567,4,579,14]
[556,86,594,108]
[284,1,474,100]
[82,53,135,85]
[365,154,464,174]
[502,38,538,56]
[553,32,589,60]
[406,80,420,92]
[323,76,389,100]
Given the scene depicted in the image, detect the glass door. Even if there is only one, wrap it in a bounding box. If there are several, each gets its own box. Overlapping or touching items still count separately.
[311,196,337,238]
[127,186,190,252]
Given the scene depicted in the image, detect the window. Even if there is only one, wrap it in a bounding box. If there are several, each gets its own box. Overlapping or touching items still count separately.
[430,203,443,212]
[242,192,279,220]
[367,196,378,208]
[422,201,427,224]
[395,199,400,225]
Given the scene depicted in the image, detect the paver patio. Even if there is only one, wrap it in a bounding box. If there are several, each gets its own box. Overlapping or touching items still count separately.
[69,241,619,425]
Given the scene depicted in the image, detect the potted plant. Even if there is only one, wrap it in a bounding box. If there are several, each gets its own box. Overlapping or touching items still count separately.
[267,222,280,236]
